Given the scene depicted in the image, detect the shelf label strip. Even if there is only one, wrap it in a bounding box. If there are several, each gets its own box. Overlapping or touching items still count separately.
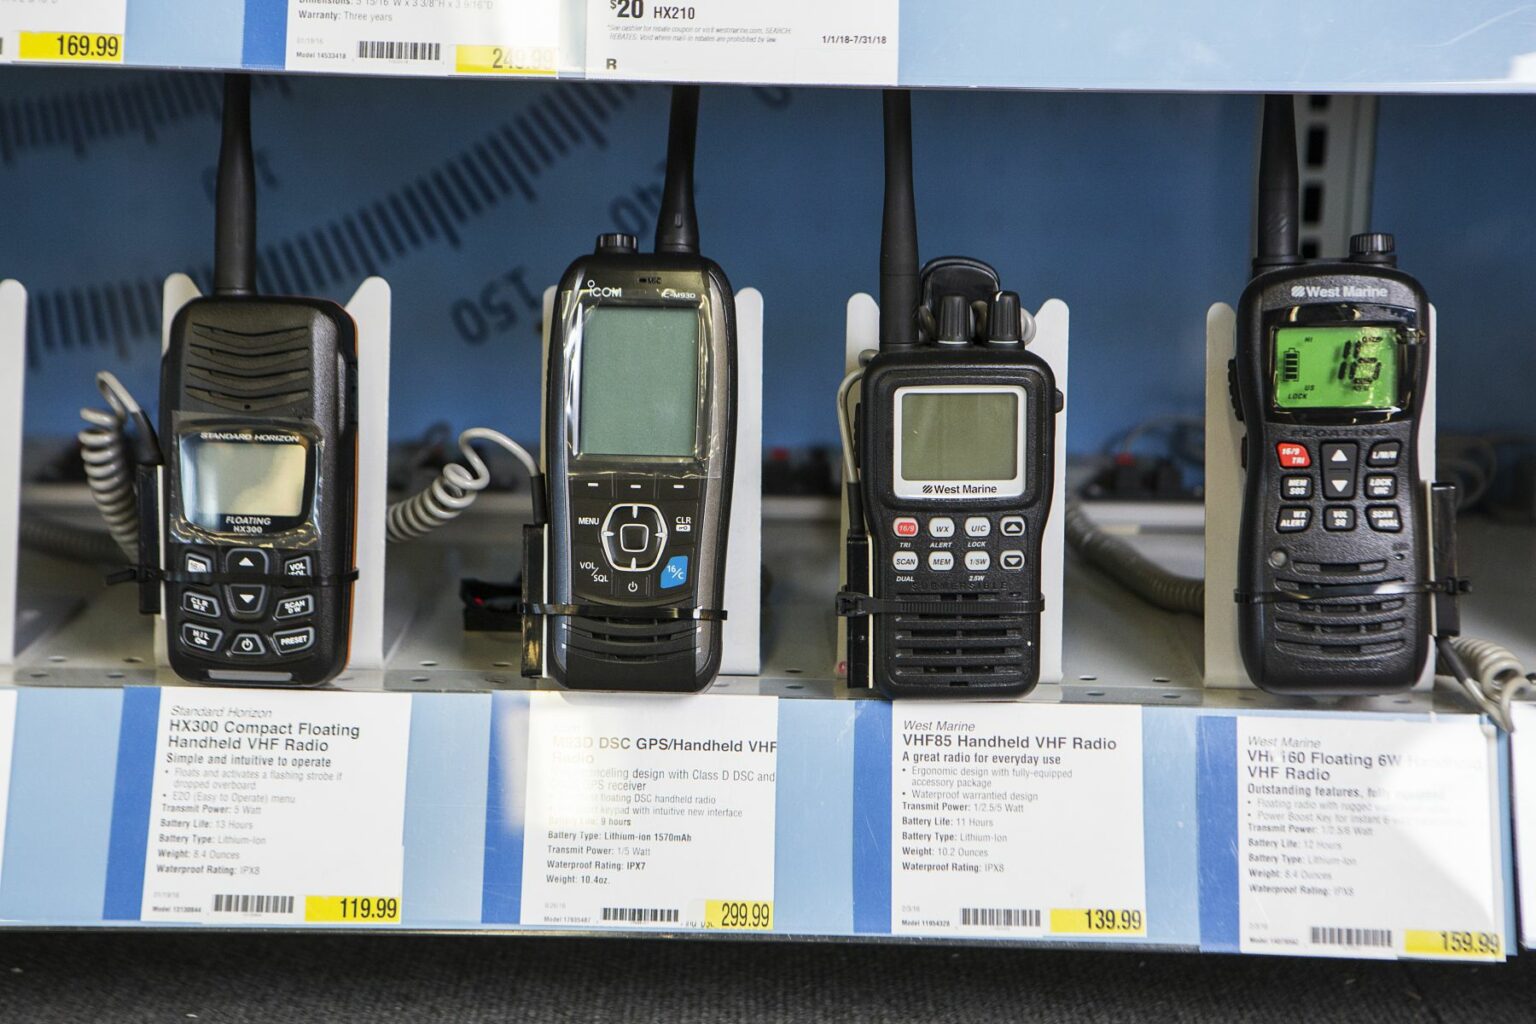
[885,703,1148,941]
[511,690,779,931]
[1197,712,1506,961]
[1511,704,1536,948]
[102,687,411,926]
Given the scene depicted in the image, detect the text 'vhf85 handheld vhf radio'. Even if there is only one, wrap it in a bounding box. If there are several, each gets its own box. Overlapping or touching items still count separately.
[1230,94,1445,695]
[525,86,735,692]
[838,90,1062,699]
[139,76,358,686]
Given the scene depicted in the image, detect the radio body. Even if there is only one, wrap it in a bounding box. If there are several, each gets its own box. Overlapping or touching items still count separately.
[857,345,1057,697]
[1232,256,1430,694]
[160,295,358,686]
[542,238,736,691]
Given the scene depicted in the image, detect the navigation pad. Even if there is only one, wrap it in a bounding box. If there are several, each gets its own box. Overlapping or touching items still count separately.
[571,476,702,604]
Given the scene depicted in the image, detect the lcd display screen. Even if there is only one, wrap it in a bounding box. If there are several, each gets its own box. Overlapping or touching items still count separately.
[180,437,308,529]
[578,307,700,457]
[1272,326,1400,410]
[899,391,1020,482]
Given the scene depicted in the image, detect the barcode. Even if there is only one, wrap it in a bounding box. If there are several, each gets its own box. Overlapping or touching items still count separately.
[600,906,680,924]
[961,907,1041,928]
[213,894,296,915]
[1310,926,1392,948]
[356,40,441,62]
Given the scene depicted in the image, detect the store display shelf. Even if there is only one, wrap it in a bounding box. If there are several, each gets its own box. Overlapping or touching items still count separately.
[0,495,1524,956]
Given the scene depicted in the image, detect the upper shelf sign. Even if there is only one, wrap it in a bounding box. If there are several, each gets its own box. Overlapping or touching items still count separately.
[286,0,560,77]
[584,0,897,85]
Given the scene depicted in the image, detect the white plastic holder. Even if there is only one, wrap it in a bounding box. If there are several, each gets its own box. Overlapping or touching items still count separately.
[1202,302,1437,689]
[838,293,1068,688]
[537,285,763,678]
[154,274,392,672]
[0,281,25,665]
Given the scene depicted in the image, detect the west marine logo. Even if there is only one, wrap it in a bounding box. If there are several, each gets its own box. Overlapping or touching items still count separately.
[1289,283,1390,300]
[921,483,1000,495]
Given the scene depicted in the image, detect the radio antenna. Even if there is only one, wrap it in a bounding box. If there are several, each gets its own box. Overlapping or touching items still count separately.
[655,85,701,255]
[213,74,257,296]
[1253,93,1301,276]
[879,90,919,351]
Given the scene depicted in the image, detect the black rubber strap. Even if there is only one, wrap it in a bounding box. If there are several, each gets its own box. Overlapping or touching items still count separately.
[835,590,1045,617]
[109,566,360,588]
[1236,577,1471,605]
[522,602,728,622]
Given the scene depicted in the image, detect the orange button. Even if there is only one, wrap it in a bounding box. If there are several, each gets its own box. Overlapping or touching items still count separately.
[893,517,919,538]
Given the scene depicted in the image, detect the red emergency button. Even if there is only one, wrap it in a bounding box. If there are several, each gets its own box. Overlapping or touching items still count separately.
[1276,442,1310,469]
[893,517,919,538]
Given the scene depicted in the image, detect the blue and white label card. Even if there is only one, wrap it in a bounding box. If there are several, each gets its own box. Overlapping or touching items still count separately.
[584,0,897,85]
[0,689,15,887]
[286,0,560,77]
[518,692,779,932]
[110,688,412,926]
[889,703,1147,941]
[1199,714,1506,961]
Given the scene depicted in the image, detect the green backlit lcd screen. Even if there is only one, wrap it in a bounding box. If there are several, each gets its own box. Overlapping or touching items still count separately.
[579,307,700,457]
[1272,326,1400,410]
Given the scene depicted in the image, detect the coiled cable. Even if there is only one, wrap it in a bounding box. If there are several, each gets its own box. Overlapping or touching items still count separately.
[1436,634,1533,731]
[77,372,149,559]
[1064,500,1204,614]
[385,428,543,543]
[19,514,125,565]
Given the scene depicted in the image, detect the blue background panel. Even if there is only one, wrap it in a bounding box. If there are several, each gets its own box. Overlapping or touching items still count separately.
[403,692,493,927]
[6,70,1535,456]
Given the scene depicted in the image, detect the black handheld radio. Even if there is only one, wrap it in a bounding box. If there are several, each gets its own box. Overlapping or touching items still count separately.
[1231,95,1431,695]
[841,90,1062,698]
[157,76,358,686]
[533,86,735,692]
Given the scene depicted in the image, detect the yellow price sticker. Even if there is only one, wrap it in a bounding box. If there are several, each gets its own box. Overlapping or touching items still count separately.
[454,45,555,76]
[704,900,773,931]
[1049,907,1147,936]
[1403,929,1501,960]
[304,895,401,924]
[19,32,123,63]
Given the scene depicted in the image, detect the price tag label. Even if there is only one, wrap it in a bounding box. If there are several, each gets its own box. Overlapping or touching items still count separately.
[286,0,559,77]
[0,690,15,887]
[889,704,1147,940]
[519,692,778,930]
[138,689,412,926]
[585,0,898,85]
[2,0,127,64]
[1229,714,1504,960]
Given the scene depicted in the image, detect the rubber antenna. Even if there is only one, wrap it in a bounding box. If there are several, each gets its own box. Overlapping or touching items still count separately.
[213,74,257,296]
[655,85,701,255]
[879,90,919,351]
[1253,94,1301,276]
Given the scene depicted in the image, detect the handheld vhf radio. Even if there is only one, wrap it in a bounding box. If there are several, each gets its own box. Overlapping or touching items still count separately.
[1231,95,1432,695]
[156,76,358,686]
[840,90,1061,698]
[531,86,735,692]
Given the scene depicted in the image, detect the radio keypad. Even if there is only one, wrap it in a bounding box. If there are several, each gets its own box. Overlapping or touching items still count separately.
[172,544,322,663]
[1272,438,1402,539]
[886,513,1034,590]
[572,475,704,604]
